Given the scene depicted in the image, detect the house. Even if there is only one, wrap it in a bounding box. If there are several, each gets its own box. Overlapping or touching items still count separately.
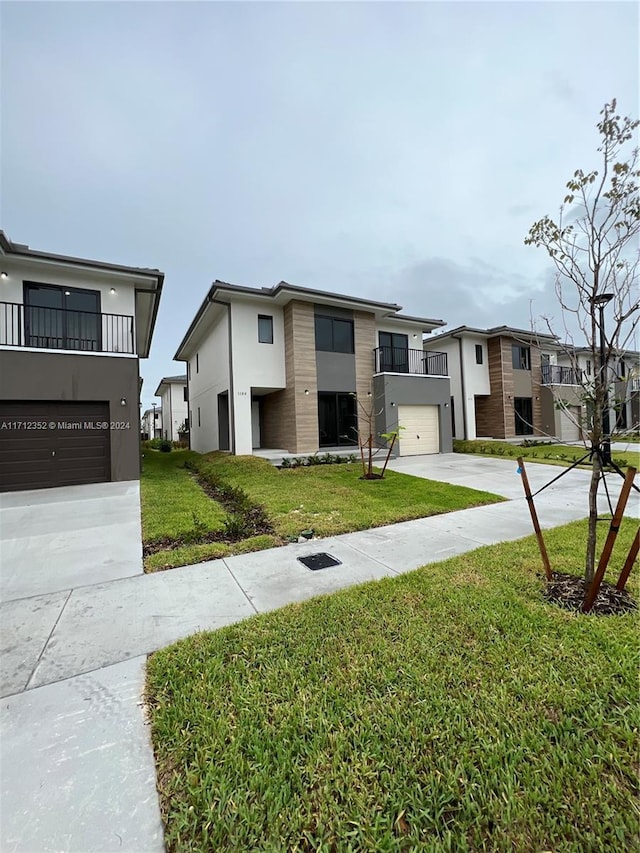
[0,231,163,491]
[141,407,163,441]
[175,280,452,457]
[424,325,567,441]
[554,346,640,435]
[154,375,187,441]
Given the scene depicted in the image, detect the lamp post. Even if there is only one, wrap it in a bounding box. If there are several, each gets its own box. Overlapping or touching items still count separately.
[590,293,614,465]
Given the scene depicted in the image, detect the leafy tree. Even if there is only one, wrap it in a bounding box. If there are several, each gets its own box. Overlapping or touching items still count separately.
[525,99,639,589]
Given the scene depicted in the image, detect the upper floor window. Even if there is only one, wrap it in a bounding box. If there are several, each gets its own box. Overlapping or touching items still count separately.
[258,314,273,344]
[378,331,409,372]
[24,282,101,351]
[475,344,483,365]
[196,353,199,374]
[183,386,188,402]
[315,315,354,354]
[586,359,592,376]
[512,344,531,371]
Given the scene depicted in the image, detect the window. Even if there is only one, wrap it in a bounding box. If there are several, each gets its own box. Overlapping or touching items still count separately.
[475,344,483,365]
[314,315,354,353]
[24,282,101,351]
[183,386,188,402]
[512,344,531,371]
[318,392,358,446]
[586,359,592,376]
[378,332,409,372]
[196,353,199,374]
[258,314,273,344]
[188,362,191,380]
[198,406,201,427]
[514,397,534,436]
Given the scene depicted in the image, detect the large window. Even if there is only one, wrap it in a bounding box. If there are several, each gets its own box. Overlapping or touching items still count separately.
[258,314,273,344]
[378,332,409,372]
[514,397,534,435]
[24,282,101,351]
[318,392,358,446]
[315,315,354,353]
[512,344,531,371]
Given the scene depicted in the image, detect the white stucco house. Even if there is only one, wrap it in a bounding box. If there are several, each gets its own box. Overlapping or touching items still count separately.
[175,280,452,457]
[154,374,187,441]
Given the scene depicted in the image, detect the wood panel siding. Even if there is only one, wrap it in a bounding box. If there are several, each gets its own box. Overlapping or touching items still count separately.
[354,310,376,443]
[261,301,319,453]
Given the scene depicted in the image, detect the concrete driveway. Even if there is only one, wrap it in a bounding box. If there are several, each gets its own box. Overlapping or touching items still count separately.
[0,480,144,603]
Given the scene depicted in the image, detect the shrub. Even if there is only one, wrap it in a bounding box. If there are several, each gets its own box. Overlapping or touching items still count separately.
[159,439,172,453]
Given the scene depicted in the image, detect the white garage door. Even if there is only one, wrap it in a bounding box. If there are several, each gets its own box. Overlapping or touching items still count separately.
[398,405,440,456]
[559,406,581,443]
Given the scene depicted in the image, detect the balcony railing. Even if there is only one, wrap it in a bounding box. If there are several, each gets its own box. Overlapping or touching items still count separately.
[631,377,640,392]
[0,302,135,354]
[541,364,583,385]
[374,346,448,376]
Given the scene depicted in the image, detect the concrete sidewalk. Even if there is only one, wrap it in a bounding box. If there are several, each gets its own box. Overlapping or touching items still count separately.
[1,454,637,852]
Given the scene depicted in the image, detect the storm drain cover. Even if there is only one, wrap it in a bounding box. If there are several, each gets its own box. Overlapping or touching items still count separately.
[298,552,342,571]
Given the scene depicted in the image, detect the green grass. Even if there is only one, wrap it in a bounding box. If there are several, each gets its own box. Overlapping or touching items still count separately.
[147,519,639,852]
[194,453,503,539]
[140,450,228,543]
[144,535,281,573]
[454,438,637,470]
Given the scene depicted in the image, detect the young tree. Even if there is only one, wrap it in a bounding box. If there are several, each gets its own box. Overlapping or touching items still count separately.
[525,99,639,588]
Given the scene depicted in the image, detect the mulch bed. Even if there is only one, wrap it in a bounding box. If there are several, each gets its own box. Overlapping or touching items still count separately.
[543,571,638,616]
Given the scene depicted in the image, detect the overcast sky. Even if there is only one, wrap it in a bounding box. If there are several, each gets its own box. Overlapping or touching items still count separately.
[2,1,638,411]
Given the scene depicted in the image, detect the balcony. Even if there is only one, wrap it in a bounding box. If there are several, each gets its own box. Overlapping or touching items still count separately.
[0,302,135,354]
[374,346,448,376]
[541,364,583,385]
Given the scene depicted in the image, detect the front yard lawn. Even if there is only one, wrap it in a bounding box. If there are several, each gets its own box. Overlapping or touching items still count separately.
[195,453,503,539]
[454,437,638,469]
[147,518,639,852]
[140,450,227,543]
[141,451,503,571]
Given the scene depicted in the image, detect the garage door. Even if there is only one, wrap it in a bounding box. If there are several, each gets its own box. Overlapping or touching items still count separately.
[0,402,110,492]
[397,405,440,456]
[559,406,581,443]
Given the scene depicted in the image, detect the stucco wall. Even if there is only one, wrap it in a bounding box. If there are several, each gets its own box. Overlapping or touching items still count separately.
[0,349,140,481]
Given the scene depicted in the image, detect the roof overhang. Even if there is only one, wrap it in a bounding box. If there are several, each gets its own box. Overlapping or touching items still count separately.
[175,279,445,358]
[0,230,164,358]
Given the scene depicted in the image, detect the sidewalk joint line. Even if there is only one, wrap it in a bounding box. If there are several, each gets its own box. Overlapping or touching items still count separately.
[223,559,259,614]
[24,588,73,691]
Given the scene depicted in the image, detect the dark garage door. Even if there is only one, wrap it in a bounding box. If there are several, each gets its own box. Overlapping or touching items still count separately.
[0,401,111,492]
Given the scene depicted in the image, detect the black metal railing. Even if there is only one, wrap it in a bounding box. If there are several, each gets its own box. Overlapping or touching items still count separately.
[374,346,448,376]
[0,302,135,354]
[541,364,583,385]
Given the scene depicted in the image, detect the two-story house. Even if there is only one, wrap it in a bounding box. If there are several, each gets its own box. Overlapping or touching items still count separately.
[154,375,187,441]
[553,345,640,436]
[140,407,163,441]
[424,325,563,441]
[175,280,452,457]
[0,232,163,491]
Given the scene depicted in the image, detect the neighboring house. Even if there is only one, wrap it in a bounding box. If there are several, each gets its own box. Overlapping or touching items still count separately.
[141,407,163,441]
[155,375,187,441]
[175,280,452,457]
[554,346,640,435]
[424,325,563,441]
[0,232,163,491]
